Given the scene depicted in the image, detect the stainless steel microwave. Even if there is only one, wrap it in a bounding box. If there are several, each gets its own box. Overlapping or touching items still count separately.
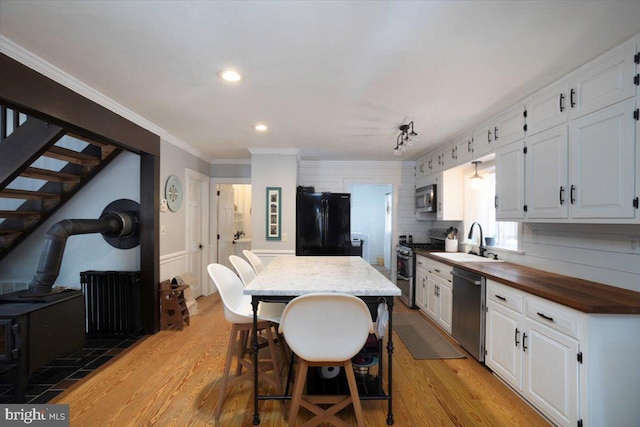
[415,185,436,213]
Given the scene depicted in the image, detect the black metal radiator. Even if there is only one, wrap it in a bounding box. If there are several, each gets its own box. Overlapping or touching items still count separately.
[80,270,142,337]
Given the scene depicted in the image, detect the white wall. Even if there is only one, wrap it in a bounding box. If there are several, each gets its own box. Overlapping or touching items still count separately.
[250,151,298,262]
[0,152,141,288]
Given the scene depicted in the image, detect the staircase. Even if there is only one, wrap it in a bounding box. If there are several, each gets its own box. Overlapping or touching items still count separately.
[0,105,122,262]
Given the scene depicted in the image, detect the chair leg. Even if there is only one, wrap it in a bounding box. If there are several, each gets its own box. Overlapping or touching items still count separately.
[215,323,238,421]
[344,360,365,427]
[288,359,308,427]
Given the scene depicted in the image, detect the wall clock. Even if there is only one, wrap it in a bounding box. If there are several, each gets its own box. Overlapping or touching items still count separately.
[165,175,183,212]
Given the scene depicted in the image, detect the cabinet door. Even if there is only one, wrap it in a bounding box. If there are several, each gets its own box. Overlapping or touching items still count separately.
[569,99,636,219]
[472,124,493,158]
[494,104,526,149]
[415,269,428,311]
[528,78,570,136]
[570,38,637,120]
[436,276,453,334]
[456,133,473,165]
[416,157,427,179]
[523,319,579,427]
[495,139,525,220]
[486,301,523,391]
[526,125,569,219]
[425,273,439,321]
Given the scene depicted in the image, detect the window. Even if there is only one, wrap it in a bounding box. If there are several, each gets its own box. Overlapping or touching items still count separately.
[464,165,519,251]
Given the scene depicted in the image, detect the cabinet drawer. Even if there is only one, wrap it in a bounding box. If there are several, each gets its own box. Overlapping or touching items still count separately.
[426,259,452,281]
[487,280,523,313]
[525,295,582,339]
[415,255,428,272]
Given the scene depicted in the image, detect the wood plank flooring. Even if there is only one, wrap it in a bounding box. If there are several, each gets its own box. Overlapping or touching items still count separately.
[51,294,550,426]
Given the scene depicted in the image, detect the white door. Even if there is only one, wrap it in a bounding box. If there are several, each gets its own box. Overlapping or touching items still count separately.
[527,78,570,136]
[186,170,209,298]
[485,301,523,391]
[437,277,453,334]
[217,184,235,269]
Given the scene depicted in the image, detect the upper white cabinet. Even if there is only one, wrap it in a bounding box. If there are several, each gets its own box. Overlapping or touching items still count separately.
[435,168,464,221]
[471,120,494,159]
[569,99,636,219]
[493,104,527,150]
[570,37,637,119]
[526,125,569,219]
[456,132,474,165]
[527,77,571,136]
[527,37,637,137]
[495,139,526,220]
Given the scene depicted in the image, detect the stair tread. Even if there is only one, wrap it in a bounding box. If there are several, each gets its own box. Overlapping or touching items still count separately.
[44,146,101,165]
[0,188,61,200]
[0,210,42,218]
[21,167,81,182]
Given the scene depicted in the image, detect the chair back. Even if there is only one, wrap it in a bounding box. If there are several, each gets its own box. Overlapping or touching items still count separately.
[243,249,265,274]
[207,263,252,324]
[279,293,373,362]
[229,255,256,286]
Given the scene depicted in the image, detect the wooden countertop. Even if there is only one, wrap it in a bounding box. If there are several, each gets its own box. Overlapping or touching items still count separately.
[415,250,640,314]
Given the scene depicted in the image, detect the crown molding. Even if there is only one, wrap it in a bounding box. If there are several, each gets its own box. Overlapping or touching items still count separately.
[0,35,206,160]
[248,148,300,156]
[210,159,251,165]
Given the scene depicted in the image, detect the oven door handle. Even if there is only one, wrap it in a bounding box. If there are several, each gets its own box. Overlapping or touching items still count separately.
[397,253,411,261]
[396,273,411,280]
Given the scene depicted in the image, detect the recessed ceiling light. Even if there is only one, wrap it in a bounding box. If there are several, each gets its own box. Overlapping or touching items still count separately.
[219,70,241,82]
[255,124,268,132]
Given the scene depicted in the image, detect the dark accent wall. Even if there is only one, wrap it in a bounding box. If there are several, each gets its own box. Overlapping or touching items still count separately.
[0,53,161,333]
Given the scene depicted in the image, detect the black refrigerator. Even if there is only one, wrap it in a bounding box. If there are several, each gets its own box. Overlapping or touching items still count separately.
[296,190,351,256]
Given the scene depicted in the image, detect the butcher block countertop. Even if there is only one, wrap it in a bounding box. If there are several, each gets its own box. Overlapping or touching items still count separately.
[415,250,640,315]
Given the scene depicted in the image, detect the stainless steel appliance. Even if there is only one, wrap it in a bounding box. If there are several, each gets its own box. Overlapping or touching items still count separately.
[415,185,436,213]
[451,267,486,362]
[395,229,447,308]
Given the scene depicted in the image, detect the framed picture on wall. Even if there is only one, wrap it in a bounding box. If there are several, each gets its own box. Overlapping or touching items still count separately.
[266,187,281,240]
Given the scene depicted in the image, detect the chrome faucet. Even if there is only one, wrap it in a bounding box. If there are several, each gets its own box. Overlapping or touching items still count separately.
[467,222,486,257]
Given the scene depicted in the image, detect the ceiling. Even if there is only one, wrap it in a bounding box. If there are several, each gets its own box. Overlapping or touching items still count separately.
[1,1,639,162]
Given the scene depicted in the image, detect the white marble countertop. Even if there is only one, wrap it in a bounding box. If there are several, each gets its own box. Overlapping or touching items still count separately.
[244,256,400,297]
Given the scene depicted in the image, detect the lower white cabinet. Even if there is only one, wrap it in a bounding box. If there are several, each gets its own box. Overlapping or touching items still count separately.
[422,258,453,334]
[485,279,640,427]
[414,255,428,311]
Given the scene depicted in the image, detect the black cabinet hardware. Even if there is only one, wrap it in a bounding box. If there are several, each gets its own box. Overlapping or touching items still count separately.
[515,327,520,347]
[537,312,554,322]
[494,195,498,208]
[488,129,492,143]
[570,185,576,204]
[560,186,565,205]
[495,295,506,301]
[494,126,499,140]
[559,93,565,112]
[570,88,576,108]
[522,333,528,351]
[634,197,639,209]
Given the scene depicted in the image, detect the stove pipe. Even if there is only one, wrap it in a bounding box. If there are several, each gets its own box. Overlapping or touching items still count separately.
[28,200,139,294]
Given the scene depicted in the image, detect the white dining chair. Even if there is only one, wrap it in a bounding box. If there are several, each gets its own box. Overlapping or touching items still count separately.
[243,249,265,274]
[207,263,287,421]
[229,254,257,286]
[279,293,373,427]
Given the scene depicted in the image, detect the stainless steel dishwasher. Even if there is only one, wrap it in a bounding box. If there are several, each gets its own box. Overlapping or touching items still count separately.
[451,267,486,362]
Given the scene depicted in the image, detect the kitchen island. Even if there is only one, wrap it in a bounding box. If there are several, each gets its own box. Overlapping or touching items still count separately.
[244,256,401,425]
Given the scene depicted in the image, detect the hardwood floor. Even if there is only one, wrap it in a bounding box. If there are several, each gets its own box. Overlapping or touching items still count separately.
[51,294,550,426]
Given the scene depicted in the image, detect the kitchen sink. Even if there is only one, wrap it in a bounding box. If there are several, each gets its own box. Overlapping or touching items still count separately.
[431,252,503,263]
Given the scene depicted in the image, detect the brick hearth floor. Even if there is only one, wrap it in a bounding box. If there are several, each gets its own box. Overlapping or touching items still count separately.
[0,336,139,403]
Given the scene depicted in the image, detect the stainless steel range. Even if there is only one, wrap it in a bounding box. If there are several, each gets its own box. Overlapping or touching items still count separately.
[395,229,447,308]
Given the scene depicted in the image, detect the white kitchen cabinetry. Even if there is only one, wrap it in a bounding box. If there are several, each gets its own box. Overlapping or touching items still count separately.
[435,168,464,221]
[526,125,569,219]
[569,99,636,219]
[525,98,636,221]
[495,139,525,220]
[527,78,571,136]
[416,154,428,180]
[456,133,474,165]
[471,121,494,159]
[439,140,458,170]
[424,258,452,333]
[493,104,527,150]
[527,37,636,137]
[485,279,640,427]
[414,255,428,312]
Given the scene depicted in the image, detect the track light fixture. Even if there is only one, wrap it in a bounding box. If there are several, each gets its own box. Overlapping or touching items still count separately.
[393,121,418,156]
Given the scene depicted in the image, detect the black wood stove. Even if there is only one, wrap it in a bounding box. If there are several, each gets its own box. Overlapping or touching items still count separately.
[0,199,140,401]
